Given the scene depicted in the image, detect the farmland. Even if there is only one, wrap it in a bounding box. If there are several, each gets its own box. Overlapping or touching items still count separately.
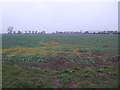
[2,34,119,88]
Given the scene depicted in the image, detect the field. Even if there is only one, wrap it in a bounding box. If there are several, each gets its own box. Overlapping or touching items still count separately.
[2,34,119,88]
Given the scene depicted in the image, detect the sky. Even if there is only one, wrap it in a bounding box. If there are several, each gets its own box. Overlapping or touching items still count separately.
[0,0,119,33]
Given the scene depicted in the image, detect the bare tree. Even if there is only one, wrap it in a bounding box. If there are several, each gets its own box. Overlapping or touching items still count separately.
[17,31,21,34]
[8,26,14,34]
[13,31,16,34]
[32,31,34,34]
[41,31,45,34]
[35,31,37,34]
[84,31,89,34]
[28,31,31,34]
[25,31,27,34]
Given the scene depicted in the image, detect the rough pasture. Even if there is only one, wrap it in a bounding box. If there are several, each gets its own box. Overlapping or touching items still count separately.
[2,34,119,88]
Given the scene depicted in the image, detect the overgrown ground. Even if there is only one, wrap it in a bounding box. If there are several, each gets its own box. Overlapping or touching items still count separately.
[2,34,119,88]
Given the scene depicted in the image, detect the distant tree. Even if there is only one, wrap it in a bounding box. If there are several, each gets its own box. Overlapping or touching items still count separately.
[32,31,34,34]
[13,31,16,34]
[52,32,55,34]
[75,31,79,34]
[28,31,31,34]
[41,31,45,34]
[56,31,58,34]
[84,31,89,34]
[25,31,27,34]
[8,26,14,34]
[38,32,41,34]
[98,32,101,34]
[17,31,21,34]
[80,30,82,33]
[43,31,45,34]
[103,31,106,33]
[35,31,38,34]
[58,32,62,34]
[107,31,114,34]
[114,31,118,34]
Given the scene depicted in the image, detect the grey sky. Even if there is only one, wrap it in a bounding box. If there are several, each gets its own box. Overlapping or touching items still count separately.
[1,2,118,33]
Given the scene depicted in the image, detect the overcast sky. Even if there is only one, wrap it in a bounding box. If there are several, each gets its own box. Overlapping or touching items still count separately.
[0,0,118,33]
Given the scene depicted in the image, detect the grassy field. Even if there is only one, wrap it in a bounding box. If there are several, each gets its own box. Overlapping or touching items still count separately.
[2,34,119,88]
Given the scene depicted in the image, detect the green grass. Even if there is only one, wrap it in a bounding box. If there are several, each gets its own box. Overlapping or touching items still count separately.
[0,64,2,89]
[2,64,53,88]
[2,34,119,88]
[2,34,119,63]
[2,63,118,88]
[2,34,118,51]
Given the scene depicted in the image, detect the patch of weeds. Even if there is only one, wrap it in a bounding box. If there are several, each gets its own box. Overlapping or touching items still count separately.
[13,79,35,88]
[36,78,53,88]
[3,77,35,88]
[73,67,82,71]
[65,53,77,61]
[78,82,90,88]
[22,57,33,61]
[96,82,114,88]
[80,67,97,79]
[62,69,74,73]
[104,66,118,71]
[97,66,118,74]
[3,55,49,62]
[33,55,49,62]
[5,56,29,61]
[14,79,35,88]
[3,65,21,76]
[52,71,60,74]
[77,49,87,53]
[37,59,47,62]
[89,60,95,64]
[59,74,67,79]
[96,69,104,73]
[3,50,17,56]
[11,69,20,76]
[33,56,48,62]
[61,67,82,74]
[80,59,95,64]
[111,80,118,88]
[103,66,118,79]
[31,68,40,74]
[3,57,13,61]
[80,60,89,64]
[59,74,72,85]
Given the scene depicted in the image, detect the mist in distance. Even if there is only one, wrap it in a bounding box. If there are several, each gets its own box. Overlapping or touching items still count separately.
[2,2,118,33]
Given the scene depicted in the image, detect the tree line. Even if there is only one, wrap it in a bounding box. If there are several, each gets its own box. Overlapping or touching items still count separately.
[7,26,119,34]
